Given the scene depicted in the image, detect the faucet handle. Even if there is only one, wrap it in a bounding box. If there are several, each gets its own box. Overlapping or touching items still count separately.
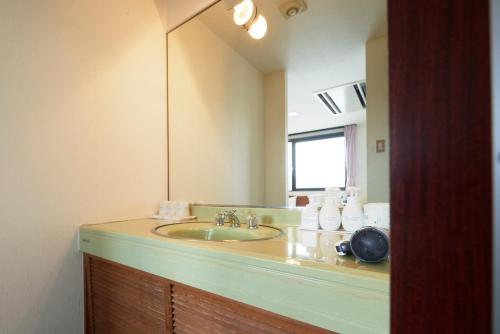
[223,209,240,228]
[246,214,259,229]
[223,209,237,215]
[214,212,225,226]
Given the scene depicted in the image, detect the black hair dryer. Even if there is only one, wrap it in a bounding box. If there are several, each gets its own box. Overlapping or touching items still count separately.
[335,227,389,263]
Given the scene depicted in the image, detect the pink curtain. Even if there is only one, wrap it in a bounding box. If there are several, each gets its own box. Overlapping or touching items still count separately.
[345,124,357,187]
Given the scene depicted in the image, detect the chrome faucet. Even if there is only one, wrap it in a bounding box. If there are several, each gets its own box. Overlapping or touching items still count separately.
[246,214,259,229]
[213,212,225,226]
[224,209,240,228]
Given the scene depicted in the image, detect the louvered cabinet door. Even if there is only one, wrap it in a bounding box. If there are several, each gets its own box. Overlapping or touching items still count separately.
[84,255,172,334]
[170,284,334,334]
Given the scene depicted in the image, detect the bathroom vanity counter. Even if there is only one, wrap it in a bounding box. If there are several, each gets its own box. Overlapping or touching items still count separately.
[79,219,389,334]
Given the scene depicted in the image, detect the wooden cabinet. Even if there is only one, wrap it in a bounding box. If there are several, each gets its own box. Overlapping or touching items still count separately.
[84,255,172,333]
[84,254,334,334]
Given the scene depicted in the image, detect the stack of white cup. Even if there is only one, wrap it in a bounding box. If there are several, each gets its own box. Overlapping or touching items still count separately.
[158,201,190,220]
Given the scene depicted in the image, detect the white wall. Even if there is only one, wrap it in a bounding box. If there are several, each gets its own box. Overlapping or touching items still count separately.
[492,0,500,331]
[366,36,389,203]
[0,1,167,333]
[168,18,265,205]
[356,122,368,203]
[264,71,287,207]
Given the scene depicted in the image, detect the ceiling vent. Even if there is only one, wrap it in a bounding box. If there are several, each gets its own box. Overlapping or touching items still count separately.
[278,0,307,19]
[314,81,366,115]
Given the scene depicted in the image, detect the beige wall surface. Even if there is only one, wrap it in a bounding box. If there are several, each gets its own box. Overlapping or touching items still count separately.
[264,71,287,206]
[0,1,167,333]
[366,36,389,202]
[168,18,265,205]
[164,0,217,31]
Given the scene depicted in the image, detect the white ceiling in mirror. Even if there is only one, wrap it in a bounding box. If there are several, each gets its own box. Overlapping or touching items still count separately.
[198,0,387,133]
[198,0,386,73]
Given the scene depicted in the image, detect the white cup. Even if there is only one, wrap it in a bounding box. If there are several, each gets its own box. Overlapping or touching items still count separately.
[159,201,172,218]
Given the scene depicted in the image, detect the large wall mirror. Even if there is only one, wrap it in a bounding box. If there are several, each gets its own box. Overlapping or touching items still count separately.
[168,0,388,207]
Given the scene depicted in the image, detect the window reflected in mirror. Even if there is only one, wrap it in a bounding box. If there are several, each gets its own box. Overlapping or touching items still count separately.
[288,130,346,191]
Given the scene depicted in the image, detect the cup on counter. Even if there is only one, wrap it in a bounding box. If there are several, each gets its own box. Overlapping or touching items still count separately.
[173,202,190,218]
[159,201,172,218]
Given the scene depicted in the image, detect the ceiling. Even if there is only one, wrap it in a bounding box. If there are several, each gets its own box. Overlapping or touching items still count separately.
[192,0,387,133]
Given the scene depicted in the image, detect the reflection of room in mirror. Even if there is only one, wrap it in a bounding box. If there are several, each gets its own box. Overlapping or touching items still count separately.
[168,0,388,207]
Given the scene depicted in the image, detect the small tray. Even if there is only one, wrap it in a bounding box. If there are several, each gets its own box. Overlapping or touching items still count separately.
[150,215,197,222]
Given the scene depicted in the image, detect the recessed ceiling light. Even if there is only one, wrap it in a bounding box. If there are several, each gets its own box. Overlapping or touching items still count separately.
[288,112,298,117]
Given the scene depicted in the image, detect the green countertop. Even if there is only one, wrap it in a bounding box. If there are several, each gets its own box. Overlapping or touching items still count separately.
[79,218,389,334]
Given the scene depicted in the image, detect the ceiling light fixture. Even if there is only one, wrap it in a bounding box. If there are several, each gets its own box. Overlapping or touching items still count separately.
[248,14,267,39]
[233,0,256,27]
[232,0,268,40]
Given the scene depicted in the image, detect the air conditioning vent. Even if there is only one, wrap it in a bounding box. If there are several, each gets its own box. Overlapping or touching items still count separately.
[315,80,366,115]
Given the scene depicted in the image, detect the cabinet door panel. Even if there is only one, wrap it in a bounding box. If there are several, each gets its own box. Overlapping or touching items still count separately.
[85,255,172,334]
[171,284,333,334]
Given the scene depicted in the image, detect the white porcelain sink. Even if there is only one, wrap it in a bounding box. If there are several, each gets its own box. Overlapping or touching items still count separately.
[152,222,283,242]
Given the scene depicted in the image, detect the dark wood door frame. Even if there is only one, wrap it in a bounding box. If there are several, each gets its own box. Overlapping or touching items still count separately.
[389,0,492,332]
[492,0,500,331]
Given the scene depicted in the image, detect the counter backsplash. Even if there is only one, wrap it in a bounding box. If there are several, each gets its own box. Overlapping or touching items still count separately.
[191,205,302,225]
